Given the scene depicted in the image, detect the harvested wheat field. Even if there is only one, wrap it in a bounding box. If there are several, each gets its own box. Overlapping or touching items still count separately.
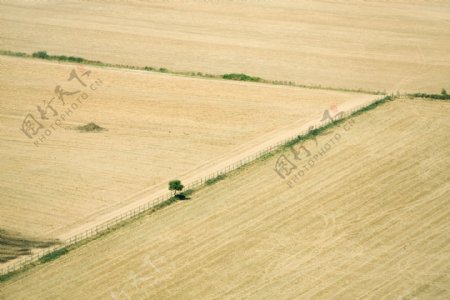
[0,55,374,241]
[1,0,450,93]
[1,98,448,299]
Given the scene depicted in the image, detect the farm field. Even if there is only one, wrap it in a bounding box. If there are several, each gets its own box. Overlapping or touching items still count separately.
[1,0,450,93]
[0,55,374,241]
[1,98,448,299]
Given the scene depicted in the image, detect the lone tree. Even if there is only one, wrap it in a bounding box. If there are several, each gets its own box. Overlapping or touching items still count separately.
[441,88,447,96]
[169,180,184,197]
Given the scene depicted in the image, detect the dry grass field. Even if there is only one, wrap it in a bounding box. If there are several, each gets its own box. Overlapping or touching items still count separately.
[1,0,449,93]
[0,55,373,241]
[1,98,448,299]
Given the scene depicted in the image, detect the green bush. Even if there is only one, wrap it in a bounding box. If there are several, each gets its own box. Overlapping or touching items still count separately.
[222,73,261,82]
[32,51,49,59]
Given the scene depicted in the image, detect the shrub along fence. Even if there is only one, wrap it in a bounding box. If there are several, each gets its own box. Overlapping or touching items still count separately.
[0,96,390,277]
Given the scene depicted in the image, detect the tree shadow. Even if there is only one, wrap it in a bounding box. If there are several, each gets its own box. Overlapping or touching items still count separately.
[175,194,190,201]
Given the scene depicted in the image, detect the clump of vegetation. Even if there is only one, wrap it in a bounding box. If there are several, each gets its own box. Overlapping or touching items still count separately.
[169,179,186,199]
[409,90,450,100]
[169,179,184,192]
[53,55,85,63]
[32,50,49,59]
[0,50,26,57]
[222,73,261,82]
[76,122,105,132]
[39,247,69,263]
[159,67,168,73]
[0,271,15,282]
[31,51,89,63]
[206,174,226,185]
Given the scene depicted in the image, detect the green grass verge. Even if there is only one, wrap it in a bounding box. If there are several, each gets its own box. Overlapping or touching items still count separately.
[351,95,394,115]
[0,50,27,57]
[258,151,275,162]
[31,50,100,64]
[0,265,33,282]
[280,95,393,151]
[408,92,450,101]
[206,174,227,185]
[39,248,69,263]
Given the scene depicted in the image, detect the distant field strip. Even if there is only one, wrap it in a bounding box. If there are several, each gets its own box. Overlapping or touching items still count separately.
[1,0,449,92]
[0,50,383,95]
[0,98,448,299]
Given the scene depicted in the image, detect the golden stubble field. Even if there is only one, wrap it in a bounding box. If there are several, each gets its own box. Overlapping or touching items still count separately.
[0,55,374,240]
[1,99,448,299]
[1,0,449,93]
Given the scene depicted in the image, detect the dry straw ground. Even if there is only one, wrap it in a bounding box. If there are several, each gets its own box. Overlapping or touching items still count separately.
[0,55,373,240]
[0,0,449,92]
[0,0,449,297]
[1,99,448,299]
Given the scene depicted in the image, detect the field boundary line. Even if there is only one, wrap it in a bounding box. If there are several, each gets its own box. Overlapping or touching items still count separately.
[0,49,385,95]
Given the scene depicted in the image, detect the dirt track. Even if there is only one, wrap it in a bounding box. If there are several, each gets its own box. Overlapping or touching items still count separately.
[1,99,449,299]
